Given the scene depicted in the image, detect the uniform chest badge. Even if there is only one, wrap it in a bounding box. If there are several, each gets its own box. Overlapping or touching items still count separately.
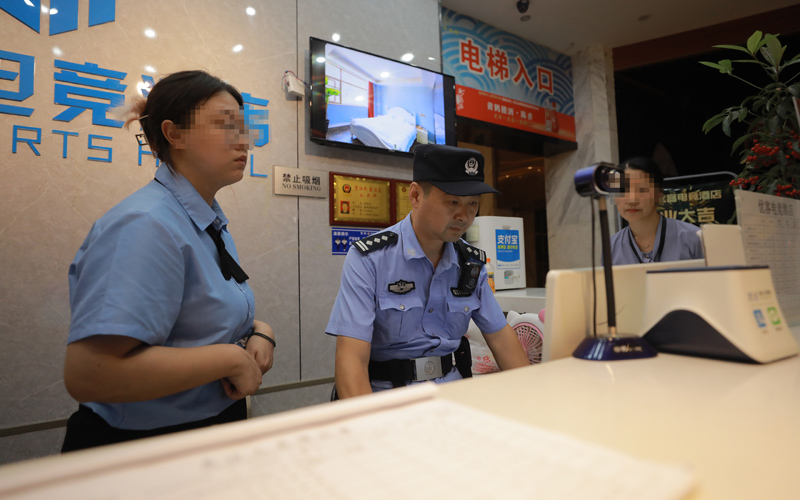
[388,280,415,295]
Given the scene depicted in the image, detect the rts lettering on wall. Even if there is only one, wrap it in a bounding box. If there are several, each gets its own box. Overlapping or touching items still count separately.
[1,49,270,173]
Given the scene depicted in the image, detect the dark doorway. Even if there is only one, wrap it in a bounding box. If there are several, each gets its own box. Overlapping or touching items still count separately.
[494,150,548,287]
[615,31,800,177]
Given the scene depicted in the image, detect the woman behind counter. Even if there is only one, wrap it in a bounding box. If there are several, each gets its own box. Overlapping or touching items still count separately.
[610,157,704,265]
[62,70,275,452]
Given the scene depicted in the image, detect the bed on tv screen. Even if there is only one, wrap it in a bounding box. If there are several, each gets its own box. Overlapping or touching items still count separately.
[309,37,456,156]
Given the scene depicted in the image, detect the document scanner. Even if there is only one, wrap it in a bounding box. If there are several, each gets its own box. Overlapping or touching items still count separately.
[641,266,799,363]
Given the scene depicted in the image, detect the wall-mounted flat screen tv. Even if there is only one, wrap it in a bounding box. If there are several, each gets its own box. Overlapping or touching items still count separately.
[309,37,456,156]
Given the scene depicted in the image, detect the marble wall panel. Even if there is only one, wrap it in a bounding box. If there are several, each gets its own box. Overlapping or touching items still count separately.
[0,0,301,432]
[545,45,619,270]
[0,428,67,466]
[251,384,333,418]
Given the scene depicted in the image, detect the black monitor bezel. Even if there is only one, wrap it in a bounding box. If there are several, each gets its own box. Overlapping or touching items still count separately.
[308,36,456,158]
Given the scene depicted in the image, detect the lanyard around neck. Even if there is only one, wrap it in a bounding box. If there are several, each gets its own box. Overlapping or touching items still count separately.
[627,215,666,264]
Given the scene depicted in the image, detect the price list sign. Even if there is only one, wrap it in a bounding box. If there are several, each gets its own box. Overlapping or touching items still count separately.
[736,190,800,325]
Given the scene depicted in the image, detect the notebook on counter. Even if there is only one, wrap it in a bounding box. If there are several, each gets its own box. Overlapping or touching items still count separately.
[0,383,695,500]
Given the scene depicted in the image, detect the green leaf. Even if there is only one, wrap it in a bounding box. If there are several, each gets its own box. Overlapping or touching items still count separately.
[746,31,763,54]
[769,114,781,133]
[760,46,776,67]
[738,108,748,122]
[713,44,752,55]
[761,34,780,53]
[718,59,733,73]
[699,61,724,71]
[765,37,784,67]
[789,84,800,98]
[777,102,790,118]
[722,115,732,136]
[730,134,748,155]
[702,113,726,134]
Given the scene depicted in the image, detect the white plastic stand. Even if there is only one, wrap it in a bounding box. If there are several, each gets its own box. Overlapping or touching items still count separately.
[641,266,799,363]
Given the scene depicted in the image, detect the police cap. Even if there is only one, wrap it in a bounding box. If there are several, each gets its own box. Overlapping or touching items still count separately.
[412,144,500,196]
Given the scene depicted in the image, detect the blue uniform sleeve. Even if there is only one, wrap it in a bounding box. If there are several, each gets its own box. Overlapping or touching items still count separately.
[470,267,508,335]
[68,211,184,346]
[325,247,378,343]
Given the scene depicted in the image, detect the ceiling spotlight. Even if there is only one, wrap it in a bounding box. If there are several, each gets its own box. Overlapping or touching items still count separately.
[401,53,414,62]
[516,0,530,14]
[332,33,340,42]
[246,7,256,15]
[136,81,151,95]
[233,44,243,53]
[144,28,156,38]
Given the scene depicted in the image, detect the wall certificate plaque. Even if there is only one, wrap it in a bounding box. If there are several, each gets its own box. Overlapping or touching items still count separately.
[330,173,392,227]
[395,181,413,221]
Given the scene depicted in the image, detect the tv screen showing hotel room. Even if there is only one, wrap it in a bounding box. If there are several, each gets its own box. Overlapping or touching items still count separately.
[309,37,456,156]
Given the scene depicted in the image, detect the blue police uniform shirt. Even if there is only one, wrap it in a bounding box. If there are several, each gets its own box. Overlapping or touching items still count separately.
[325,213,507,391]
[610,216,704,265]
[68,164,255,430]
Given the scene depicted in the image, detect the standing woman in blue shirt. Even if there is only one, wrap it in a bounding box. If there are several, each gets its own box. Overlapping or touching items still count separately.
[610,157,704,265]
[62,71,275,452]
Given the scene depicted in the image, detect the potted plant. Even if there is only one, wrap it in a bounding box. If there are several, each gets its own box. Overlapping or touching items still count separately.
[325,76,341,104]
[701,31,800,198]
[324,76,341,134]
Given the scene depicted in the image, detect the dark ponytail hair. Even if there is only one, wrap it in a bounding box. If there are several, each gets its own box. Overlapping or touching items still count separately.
[129,70,243,167]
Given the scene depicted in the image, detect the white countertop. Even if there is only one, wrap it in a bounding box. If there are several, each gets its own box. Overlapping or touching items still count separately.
[439,353,800,500]
[493,287,546,314]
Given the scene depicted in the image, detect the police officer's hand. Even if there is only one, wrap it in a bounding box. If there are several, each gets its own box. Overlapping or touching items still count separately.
[221,345,263,399]
[246,320,275,375]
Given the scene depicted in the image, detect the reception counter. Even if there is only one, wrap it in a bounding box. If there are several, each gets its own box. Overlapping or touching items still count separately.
[440,352,800,500]
[1,318,799,499]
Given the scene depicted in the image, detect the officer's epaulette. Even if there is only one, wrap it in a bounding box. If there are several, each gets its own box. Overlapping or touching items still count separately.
[454,239,486,264]
[353,231,398,254]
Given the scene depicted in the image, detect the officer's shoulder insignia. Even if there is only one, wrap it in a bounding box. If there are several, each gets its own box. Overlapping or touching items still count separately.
[388,279,415,294]
[455,239,486,264]
[353,231,398,254]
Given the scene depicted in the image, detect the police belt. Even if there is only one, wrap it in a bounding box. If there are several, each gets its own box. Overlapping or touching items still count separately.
[368,336,473,388]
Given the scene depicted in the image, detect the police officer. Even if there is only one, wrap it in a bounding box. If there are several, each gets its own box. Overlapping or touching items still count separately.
[326,144,530,399]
